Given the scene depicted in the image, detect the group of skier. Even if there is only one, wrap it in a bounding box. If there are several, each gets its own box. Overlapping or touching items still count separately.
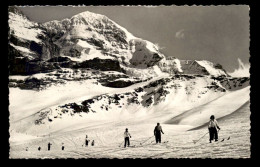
[85,135,95,147]
[123,115,221,147]
[26,142,62,151]
[123,122,164,148]
[27,135,95,151]
[26,115,221,151]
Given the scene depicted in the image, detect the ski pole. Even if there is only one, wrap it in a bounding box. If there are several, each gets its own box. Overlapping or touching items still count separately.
[193,131,209,144]
[118,141,124,147]
[140,136,154,145]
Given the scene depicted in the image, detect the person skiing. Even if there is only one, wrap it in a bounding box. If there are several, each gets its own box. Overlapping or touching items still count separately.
[61,143,65,150]
[38,146,41,151]
[208,115,221,143]
[85,135,90,147]
[91,140,95,146]
[154,123,164,143]
[124,128,131,147]
[48,142,52,151]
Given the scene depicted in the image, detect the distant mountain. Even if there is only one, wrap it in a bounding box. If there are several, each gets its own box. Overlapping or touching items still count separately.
[8,6,229,77]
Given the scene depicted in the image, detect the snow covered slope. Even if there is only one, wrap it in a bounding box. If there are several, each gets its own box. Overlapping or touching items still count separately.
[9,87,250,159]
[165,86,250,126]
[10,74,249,136]
[180,60,228,76]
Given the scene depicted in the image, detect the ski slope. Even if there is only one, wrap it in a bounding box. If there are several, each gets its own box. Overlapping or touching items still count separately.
[9,84,250,158]
[165,86,250,126]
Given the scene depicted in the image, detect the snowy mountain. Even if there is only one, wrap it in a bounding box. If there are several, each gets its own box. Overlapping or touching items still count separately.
[8,7,250,158]
[9,7,229,77]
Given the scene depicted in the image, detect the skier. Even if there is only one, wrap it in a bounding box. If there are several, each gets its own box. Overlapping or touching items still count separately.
[48,142,52,151]
[38,146,41,151]
[85,135,90,147]
[61,143,65,150]
[91,140,95,146]
[154,123,164,143]
[25,147,28,151]
[208,115,221,143]
[124,128,131,147]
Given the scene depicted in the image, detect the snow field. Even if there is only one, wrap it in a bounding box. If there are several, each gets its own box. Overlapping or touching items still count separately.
[9,85,250,158]
[10,99,250,158]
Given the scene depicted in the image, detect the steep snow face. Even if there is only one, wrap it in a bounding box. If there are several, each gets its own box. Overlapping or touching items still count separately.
[165,86,250,127]
[196,60,227,76]
[8,9,43,44]
[179,60,228,76]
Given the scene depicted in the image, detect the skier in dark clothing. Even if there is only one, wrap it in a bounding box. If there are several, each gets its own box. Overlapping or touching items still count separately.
[61,143,65,150]
[85,135,90,147]
[124,128,131,147]
[38,146,41,151]
[208,115,221,143]
[91,140,95,146]
[154,123,164,143]
[48,142,52,151]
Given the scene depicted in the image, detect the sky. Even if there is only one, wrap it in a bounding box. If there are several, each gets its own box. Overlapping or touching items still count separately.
[17,6,250,72]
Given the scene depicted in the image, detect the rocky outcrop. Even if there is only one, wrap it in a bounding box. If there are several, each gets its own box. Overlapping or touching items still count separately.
[101,80,137,88]
[73,58,125,72]
[211,76,250,91]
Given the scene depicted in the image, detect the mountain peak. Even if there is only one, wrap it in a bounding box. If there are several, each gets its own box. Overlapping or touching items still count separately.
[72,10,106,20]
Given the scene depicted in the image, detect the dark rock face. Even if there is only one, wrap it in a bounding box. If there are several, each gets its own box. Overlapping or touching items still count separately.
[47,56,71,62]
[40,29,61,60]
[102,80,134,88]
[87,38,104,49]
[8,44,30,75]
[9,34,31,49]
[30,41,43,55]
[21,77,45,89]
[74,58,124,72]
[147,53,163,67]
[211,76,250,91]
[8,44,58,75]
[10,61,58,75]
[9,57,29,75]
[25,61,59,75]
